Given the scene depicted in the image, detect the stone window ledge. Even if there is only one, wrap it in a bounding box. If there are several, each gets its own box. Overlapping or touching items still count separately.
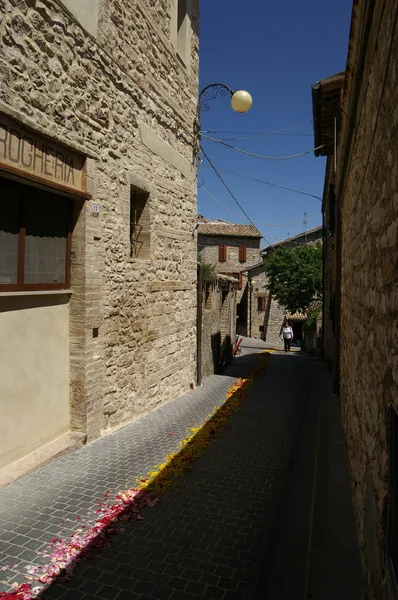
[0,289,72,298]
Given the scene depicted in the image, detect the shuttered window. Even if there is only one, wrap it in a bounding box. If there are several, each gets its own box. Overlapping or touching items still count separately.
[218,244,227,262]
[239,244,247,262]
[232,272,242,290]
[257,296,266,311]
[228,272,243,290]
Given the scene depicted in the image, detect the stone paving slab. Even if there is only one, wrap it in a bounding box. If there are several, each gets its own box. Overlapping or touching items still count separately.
[0,362,250,593]
[255,357,364,599]
[33,350,307,600]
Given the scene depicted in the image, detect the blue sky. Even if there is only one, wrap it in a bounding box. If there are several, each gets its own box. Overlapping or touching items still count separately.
[198,0,352,246]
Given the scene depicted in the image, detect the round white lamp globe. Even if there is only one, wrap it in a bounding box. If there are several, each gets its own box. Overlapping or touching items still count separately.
[231,90,253,113]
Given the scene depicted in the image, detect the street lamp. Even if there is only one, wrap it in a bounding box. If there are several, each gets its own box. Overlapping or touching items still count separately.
[195,83,252,384]
[199,83,253,114]
[195,83,253,138]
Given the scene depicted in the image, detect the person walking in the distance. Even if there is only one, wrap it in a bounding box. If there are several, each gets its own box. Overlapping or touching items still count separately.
[281,321,293,352]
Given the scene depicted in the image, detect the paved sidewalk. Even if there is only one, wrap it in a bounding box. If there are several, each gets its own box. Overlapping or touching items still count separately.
[255,357,364,599]
[0,358,251,594]
[0,346,363,600]
[0,345,305,599]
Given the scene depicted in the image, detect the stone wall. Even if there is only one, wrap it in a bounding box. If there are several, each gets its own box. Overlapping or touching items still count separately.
[247,262,289,345]
[263,298,286,345]
[198,235,261,303]
[201,275,237,379]
[0,0,199,468]
[335,0,398,596]
[250,265,269,339]
[322,158,337,370]
[302,315,322,354]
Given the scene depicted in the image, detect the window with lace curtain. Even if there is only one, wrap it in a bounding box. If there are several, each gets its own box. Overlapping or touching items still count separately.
[0,177,72,290]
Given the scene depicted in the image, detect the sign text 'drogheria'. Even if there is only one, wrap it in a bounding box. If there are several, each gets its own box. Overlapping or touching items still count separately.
[0,115,86,193]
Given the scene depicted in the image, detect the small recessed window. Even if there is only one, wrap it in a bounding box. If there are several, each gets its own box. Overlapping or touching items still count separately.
[174,0,191,67]
[257,296,266,311]
[230,272,242,291]
[130,187,150,260]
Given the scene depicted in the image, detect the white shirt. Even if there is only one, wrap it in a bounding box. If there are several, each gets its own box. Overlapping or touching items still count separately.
[282,326,293,339]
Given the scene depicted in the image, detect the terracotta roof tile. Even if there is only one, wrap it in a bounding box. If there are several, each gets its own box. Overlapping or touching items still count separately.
[198,222,262,238]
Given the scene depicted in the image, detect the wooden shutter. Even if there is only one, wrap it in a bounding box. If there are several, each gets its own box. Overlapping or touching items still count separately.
[238,272,243,290]
[218,244,227,262]
[239,244,247,262]
[257,296,266,311]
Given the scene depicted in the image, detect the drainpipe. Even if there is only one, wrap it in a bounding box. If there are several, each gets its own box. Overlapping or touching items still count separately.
[333,201,342,395]
[196,262,203,386]
[248,274,252,338]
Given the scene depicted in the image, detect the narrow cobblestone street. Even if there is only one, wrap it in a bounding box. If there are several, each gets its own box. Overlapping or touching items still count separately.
[0,343,363,599]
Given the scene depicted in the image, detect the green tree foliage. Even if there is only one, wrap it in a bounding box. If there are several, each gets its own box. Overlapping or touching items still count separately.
[198,255,216,284]
[263,243,322,312]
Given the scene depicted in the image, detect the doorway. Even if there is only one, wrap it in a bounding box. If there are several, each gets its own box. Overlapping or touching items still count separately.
[236,286,248,337]
[291,321,303,345]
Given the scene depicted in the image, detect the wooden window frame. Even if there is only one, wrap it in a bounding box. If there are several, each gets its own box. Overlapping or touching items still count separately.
[0,181,72,292]
[130,187,151,260]
[229,272,242,290]
[239,244,247,263]
[257,296,266,311]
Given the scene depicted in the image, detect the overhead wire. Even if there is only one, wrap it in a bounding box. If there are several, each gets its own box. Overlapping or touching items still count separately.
[210,118,315,141]
[202,135,325,160]
[209,166,322,202]
[201,186,319,226]
[200,146,273,247]
[203,132,313,137]
[202,117,316,140]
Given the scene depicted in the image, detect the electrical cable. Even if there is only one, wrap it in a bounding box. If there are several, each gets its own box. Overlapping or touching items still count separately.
[209,118,315,141]
[202,117,316,139]
[201,186,319,226]
[201,147,273,247]
[202,135,325,160]
[209,165,322,202]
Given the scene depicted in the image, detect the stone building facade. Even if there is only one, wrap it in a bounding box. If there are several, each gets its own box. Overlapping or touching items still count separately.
[260,226,323,255]
[313,1,398,597]
[200,274,237,380]
[0,0,199,482]
[197,219,262,337]
[242,262,271,340]
[311,73,345,379]
[243,227,323,345]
